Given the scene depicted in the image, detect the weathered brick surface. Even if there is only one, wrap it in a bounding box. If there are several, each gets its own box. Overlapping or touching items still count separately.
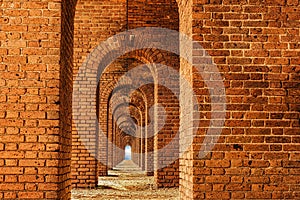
[0,0,73,199]
[0,0,299,199]
[180,0,300,199]
[72,0,127,188]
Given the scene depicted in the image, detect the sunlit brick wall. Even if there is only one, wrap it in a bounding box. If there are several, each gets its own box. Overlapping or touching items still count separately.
[0,0,74,198]
[180,0,300,199]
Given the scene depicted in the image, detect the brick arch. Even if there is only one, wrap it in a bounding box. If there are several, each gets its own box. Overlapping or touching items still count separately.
[118,130,135,148]
[102,51,182,180]
[117,120,136,132]
[109,88,147,113]
[2,0,299,199]
[109,86,155,171]
[72,0,129,188]
[96,57,149,173]
[109,88,148,169]
[113,102,142,117]
[123,49,181,85]
[109,83,156,172]
[110,51,181,187]
[118,37,182,188]
[115,107,146,167]
[96,55,156,173]
[73,45,181,187]
[113,105,141,128]
[72,0,181,190]
[113,127,136,165]
[105,82,149,168]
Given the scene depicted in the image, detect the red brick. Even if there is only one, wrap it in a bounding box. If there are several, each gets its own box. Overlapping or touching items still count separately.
[18,192,44,199]
[0,1,299,199]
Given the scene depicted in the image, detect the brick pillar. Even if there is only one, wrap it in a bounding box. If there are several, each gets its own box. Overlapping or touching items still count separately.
[177,0,193,198]
[72,0,126,186]
[154,62,180,188]
[145,108,154,176]
[180,0,300,199]
[140,114,145,170]
[0,0,73,198]
[107,108,113,170]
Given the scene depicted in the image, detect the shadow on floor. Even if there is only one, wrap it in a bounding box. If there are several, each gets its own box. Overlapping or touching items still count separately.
[71,160,179,200]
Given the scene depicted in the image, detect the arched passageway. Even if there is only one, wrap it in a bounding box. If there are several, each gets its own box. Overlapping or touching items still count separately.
[1,0,299,199]
[72,0,181,190]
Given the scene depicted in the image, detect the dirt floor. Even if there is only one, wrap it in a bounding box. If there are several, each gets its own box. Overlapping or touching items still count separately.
[71,160,179,200]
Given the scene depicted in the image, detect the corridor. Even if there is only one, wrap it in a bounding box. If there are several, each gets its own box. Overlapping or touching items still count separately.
[0,0,299,199]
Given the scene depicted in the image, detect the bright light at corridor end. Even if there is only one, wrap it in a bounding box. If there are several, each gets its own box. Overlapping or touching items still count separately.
[125,145,132,160]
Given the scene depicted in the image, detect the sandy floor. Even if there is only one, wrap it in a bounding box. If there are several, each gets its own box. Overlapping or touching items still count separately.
[72,161,179,200]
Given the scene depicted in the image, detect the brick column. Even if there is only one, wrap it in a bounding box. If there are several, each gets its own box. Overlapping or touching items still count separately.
[154,61,180,188]
[72,0,127,187]
[180,0,300,199]
[0,1,74,198]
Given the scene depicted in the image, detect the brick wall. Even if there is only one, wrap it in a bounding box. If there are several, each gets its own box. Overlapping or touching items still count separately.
[72,0,126,188]
[178,0,194,197]
[128,0,179,29]
[179,0,300,199]
[0,0,73,199]
[59,0,76,198]
[127,0,181,188]
[99,58,144,171]
[1,0,299,199]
